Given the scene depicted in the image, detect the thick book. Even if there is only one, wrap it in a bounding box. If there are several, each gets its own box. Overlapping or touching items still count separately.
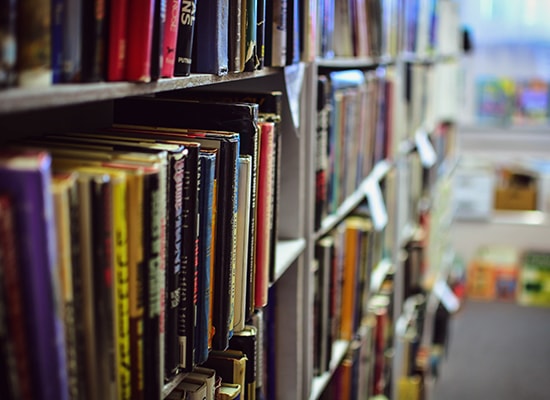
[17,0,52,86]
[0,194,32,399]
[0,0,17,87]
[229,325,258,400]
[161,0,182,77]
[204,349,247,397]
[191,0,228,75]
[125,0,155,81]
[81,0,107,82]
[197,149,217,365]
[264,0,287,67]
[173,0,197,76]
[0,150,69,400]
[107,0,129,81]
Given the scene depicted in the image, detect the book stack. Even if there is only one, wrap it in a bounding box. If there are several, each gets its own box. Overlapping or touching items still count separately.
[0,92,284,399]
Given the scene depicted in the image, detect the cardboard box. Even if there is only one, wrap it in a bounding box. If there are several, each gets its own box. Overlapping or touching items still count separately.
[494,186,537,210]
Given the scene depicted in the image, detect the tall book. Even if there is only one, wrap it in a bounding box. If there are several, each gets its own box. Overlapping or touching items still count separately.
[0,194,31,400]
[173,0,197,76]
[191,0,228,75]
[0,150,69,400]
[125,0,155,81]
[0,0,17,87]
[228,0,242,72]
[255,0,266,69]
[161,0,182,77]
[50,0,64,84]
[17,0,52,86]
[61,0,82,82]
[285,0,300,65]
[315,76,330,231]
[264,0,287,67]
[150,0,166,80]
[243,0,257,71]
[81,0,107,82]
[107,0,129,81]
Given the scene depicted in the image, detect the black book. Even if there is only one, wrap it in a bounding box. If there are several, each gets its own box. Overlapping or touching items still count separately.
[229,325,258,400]
[174,0,197,76]
[150,0,166,80]
[81,0,107,82]
[256,0,266,69]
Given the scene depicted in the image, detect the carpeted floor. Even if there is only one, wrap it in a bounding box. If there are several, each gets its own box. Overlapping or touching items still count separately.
[432,299,550,400]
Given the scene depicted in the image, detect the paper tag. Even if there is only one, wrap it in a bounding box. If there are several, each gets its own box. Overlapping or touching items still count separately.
[433,280,460,313]
[415,128,437,168]
[284,63,305,132]
[364,180,388,231]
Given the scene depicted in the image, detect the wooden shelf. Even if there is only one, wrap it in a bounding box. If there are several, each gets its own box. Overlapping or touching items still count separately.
[0,68,281,115]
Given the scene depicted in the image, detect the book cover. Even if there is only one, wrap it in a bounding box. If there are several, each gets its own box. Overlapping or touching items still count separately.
[173,0,197,76]
[285,0,300,65]
[150,0,166,80]
[256,0,266,69]
[243,0,257,71]
[191,0,229,75]
[0,194,32,399]
[0,0,17,87]
[81,0,107,82]
[107,0,129,81]
[228,0,243,72]
[61,0,82,82]
[264,0,287,67]
[51,0,64,84]
[0,150,69,400]
[17,0,52,86]
[204,349,247,397]
[125,0,155,82]
[186,366,216,400]
[249,310,265,399]
[234,156,252,333]
[315,76,330,231]
[254,121,275,309]
[161,0,182,77]
[229,325,257,400]
[167,378,208,400]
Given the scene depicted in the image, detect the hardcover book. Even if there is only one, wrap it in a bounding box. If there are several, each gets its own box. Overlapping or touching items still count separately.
[162,0,182,77]
[173,0,197,76]
[243,0,258,71]
[0,150,69,400]
[229,325,258,400]
[228,0,243,72]
[107,0,129,81]
[125,0,155,82]
[61,0,83,82]
[264,0,287,67]
[204,349,247,398]
[81,0,107,82]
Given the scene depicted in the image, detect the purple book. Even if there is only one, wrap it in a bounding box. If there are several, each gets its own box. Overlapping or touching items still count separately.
[0,149,69,400]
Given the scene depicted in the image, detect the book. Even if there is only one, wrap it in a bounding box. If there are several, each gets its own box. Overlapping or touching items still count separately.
[81,0,107,82]
[0,0,17,87]
[285,0,300,65]
[229,325,257,400]
[228,0,242,72]
[315,75,330,231]
[234,156,252,333]
[264,0,287,67]
[168,378,208,400]
[107,0,129,81]
[150,0,166,80]
[51,173,81,400]
[61,0,82,82]
[51,0,64,83]
[0,193,31,399]
[248,310,265,399]
[256,0,266,69]
[162,0,182,77]
[17,0,52,86]
[125,0,155,81]
[217,383,242,399]
[186,366,217,400]
[173,0,197,76]
[192,0,229,75]
[243,0,257,71]
[254,121,275,309]
[204,349,247,398]
[0,149,69,400]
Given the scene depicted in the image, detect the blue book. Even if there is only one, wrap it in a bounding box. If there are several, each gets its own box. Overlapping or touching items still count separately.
[192,0,228,75]
[196,149,216,365]
[0,149,69,400]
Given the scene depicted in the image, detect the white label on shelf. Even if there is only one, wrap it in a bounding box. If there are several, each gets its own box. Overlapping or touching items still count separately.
[364,180,388,231]
[415,128,437,168]
[284,63,305,133]
[433,280,460,313]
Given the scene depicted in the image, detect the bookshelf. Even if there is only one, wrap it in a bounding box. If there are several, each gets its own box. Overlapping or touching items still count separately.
[0,1,462,400]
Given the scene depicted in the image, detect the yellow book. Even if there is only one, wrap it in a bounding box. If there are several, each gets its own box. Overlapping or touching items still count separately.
[340,218,361,341]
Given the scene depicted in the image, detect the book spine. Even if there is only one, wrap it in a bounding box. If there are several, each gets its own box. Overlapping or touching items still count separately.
[51,0,64,83]
[192,0,229,75]
[161,0,182,77]
[173,0,197,76]
[178,146,199,372]
[61,0,82,82]
[107,0,129,81]
[165,155,185,378]
[256,0,266,69]
[285,0,299,65]
[243,0,258,71]
[125,0,155,82]
[315,76,329,231]
[196,151,216,365]
[228,0,242,72]
[0,0,17,87]
[0,152,69,400]
[150,0,166,80]
[17,0,52,86]
[265,0,286,67]
[81,0,107,82]
[0,195,29,400]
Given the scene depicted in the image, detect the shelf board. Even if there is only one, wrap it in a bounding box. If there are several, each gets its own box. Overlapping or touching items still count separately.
[0,68,281,115]
[456,210,550,226]
[316,55,394,68]
[399,52,460,64]
[459,123,550,135]
[273,238,306,283]
[370,258,393,293]
[316,160,393,239]
[309,340,350,400]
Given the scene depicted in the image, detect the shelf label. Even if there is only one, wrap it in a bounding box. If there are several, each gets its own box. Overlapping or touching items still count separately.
[415,128,437,168]
[284,63,305,133]
[364,179,388,231]
[433,280,460,313]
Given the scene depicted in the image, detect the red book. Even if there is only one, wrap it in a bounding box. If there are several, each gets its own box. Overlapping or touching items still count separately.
[161,0,182,77]
[125,0,155,82]
[107,0,129,81]
[254,121,275,309]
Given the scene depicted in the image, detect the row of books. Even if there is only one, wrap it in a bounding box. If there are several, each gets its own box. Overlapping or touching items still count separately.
[314,67,396,230]
[0,91,284,400]
[0,0,300,89]
[476,77,550,126]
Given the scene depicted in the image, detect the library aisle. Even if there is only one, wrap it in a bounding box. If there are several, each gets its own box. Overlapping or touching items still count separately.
[432,300,550,400]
